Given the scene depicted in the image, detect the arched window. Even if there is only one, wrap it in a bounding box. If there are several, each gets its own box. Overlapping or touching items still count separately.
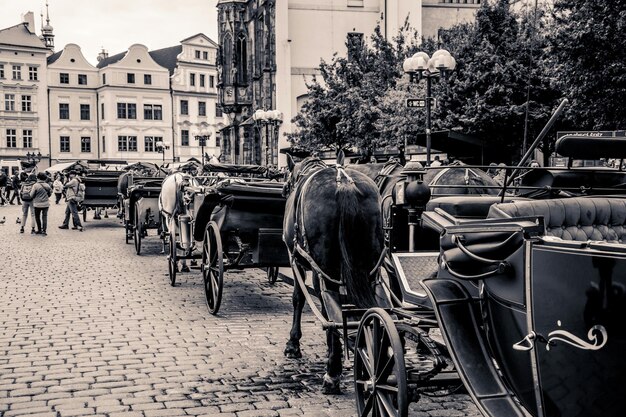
[222,33,233,85]
[236,33,247,84]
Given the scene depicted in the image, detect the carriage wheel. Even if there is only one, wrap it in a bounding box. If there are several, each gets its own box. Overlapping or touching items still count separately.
[354,308,408,417]
[134,207,142,255]
[267,266,279,284]
[168,233,177,286]
[125,222,131,244]
[202,221,223,315]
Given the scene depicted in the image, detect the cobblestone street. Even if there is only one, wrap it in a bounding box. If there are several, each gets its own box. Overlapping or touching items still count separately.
[0,203,480,417]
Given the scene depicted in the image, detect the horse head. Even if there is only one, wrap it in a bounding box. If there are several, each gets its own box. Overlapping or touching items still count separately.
[283,154,325,198]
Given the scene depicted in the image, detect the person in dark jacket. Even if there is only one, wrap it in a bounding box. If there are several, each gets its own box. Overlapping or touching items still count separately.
[30,172,53,235]
[9,173,21,205]
[58,171,83,231]
[0,170,7,205]
[19,173,37,234]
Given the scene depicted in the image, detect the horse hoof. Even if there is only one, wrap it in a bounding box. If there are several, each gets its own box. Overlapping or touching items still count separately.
[322,373,342,395]
[284,344,302,359]
[181,265,190,273]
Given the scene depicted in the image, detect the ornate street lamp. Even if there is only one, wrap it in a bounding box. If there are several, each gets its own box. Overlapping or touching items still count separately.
[403,49,456,166]
[252,109,283,166]
[194,129,212,166]
[25,151,43,164]
[155,140,170,163]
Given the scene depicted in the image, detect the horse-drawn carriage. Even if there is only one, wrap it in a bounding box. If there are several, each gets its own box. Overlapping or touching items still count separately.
[159,163,289,314]
[280,131,626,416]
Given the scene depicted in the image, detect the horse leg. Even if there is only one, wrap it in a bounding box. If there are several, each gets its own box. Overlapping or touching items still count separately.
[322,303,343,395]
[284,263,306,359]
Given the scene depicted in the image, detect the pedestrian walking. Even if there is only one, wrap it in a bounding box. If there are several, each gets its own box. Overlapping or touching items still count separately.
[58,171,83,232]
[52,176,63,204]
[0,170,8,205]
[30,172,52,236]
[19,173,37,234]
[9,172,22,205]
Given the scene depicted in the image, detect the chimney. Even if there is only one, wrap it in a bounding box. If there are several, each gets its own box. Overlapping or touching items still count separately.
[21,11,35,33]
[97,48,109,62]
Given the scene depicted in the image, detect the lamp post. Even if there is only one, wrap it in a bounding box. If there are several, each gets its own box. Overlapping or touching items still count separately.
[25,151,43,165]
[155,140,170,163]
[403,49,456,166]
[252,109,283,166]
[194,129,211,166]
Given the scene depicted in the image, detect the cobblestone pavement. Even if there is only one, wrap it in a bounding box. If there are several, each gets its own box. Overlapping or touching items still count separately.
[0,203,481,417]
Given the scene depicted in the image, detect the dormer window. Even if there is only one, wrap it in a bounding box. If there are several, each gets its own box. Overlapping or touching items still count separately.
[144,74,152,85]
[203,51,208,60]
[127,73,135,84]
[195,50,201,59]
[78,74,87,85]
[59,72,69,84]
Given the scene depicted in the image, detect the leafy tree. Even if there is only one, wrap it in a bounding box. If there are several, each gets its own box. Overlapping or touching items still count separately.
[548,0,626,131]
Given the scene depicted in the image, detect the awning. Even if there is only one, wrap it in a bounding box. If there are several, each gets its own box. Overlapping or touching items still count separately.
[45,161,89,174]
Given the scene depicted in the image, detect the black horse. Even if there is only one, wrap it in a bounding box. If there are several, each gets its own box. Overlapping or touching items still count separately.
[282,152,385,394]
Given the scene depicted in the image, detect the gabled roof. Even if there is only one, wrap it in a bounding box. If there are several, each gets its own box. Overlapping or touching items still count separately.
[0,23,47,49]
[149,45,182,74]
[180,33,218,48]
[96,51,126,69]
[47,50,62,64]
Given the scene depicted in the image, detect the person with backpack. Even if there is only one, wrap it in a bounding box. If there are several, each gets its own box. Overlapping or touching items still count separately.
[0,170,8,206]
[58,171,83,232]
[19,173,37,234]
[30,172,53,236]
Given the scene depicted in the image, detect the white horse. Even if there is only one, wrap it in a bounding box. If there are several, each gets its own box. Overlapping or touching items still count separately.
[158,172,199,272]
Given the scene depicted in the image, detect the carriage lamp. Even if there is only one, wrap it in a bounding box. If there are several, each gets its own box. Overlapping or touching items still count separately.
[155,140,170,163]
[397,160,431,252]
[194,129,212,166]
[253,109,284,166]
[403,49,456,166]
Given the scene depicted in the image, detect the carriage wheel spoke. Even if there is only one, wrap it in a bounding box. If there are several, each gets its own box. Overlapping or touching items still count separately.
[360,393,375,417]
[376,391,399,417]
[357,347,374,378]
[376,384,399,393]
[375,331,391,377]
[364,326,376,370]
[376,353,395,383]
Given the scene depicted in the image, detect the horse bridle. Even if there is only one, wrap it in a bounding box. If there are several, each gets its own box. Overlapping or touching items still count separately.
[283,157,326,197]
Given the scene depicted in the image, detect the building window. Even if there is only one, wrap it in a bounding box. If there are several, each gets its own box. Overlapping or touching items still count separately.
[60,136,70,152]
[102,135,106,152]
[127,73,135,84]
[5,94,15,111]
[101,102,105,120]
[117,135,137,152]
[236,34,247,84]
[198,101,206,116]
[0,64,4,78]
[80,104,90,120]
[181,129,189,146]
[102,73,106,84]
[117,103,136,119]
[28,66,38,81]
[78,74,87,85]
[81,137,91,153]
[143,104,162,120]
[144,136,154,152]
[12,65,21,80]
[60,73,69,84]
[195,50,201,59]
[180,100,188,115]
[200,74,205,87]
[203,51,208,60]
[22,130,32,148]
[59,103,70,120]
[21,95,31,112]
[6,129,16,148]
[209,75,215,88]
[216,106,223,117]
[144,74,152,85]
[190,73,195,86]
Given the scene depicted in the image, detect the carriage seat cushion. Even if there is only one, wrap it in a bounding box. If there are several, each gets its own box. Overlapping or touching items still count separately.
[488,197,626,242]
[425,196,528,219]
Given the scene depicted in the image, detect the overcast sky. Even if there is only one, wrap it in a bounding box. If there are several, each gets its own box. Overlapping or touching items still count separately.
[1,0,219,65]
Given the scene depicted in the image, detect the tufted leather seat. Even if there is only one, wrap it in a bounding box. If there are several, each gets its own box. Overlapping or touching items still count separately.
[488,197,626,242]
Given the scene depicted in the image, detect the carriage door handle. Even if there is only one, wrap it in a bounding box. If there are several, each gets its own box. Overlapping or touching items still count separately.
[512,332,537,351]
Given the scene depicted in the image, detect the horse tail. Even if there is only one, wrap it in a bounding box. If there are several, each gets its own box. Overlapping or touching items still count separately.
[336,179,378,309]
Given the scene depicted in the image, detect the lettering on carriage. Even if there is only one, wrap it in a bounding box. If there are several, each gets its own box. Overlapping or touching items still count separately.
[513,321,608,352]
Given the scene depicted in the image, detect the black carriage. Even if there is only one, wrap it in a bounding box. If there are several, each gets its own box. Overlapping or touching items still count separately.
[81,170,123,222]
[123,178,164,254]
[343,134,626,416]
[166,163,289,315]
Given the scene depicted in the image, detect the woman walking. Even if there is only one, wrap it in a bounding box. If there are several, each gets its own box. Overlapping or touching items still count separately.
[19,173,37,234]
[30,172,53,236]
[52,175,63,204]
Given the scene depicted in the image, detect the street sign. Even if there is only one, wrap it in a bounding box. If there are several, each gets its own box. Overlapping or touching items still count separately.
[557,130,626,139]
[406,98,436,109]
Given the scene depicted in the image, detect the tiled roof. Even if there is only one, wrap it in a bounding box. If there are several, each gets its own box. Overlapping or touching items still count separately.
[47,50,62,64]
[149,45,182,75]
[0,23,47,49]
[95,51,126,69]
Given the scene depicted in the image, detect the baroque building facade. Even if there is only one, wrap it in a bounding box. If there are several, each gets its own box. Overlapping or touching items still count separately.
[216,0,481,166]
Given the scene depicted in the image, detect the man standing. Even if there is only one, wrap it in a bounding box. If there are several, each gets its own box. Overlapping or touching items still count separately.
[0,170,8,205]
[9,172,21,205]
[58,171,83,232]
